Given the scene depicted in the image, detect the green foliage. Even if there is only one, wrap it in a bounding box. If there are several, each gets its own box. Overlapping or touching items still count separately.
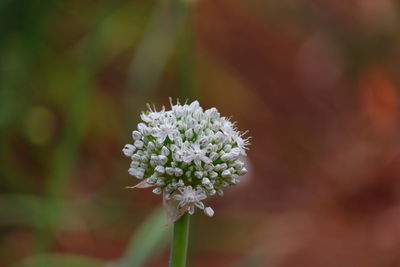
[0,0,196,266]
[118,207,171,267]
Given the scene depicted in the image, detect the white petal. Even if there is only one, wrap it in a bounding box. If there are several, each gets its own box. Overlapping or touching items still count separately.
[173,194,183,201]
[195,201,205,209]
[188,206,195,215]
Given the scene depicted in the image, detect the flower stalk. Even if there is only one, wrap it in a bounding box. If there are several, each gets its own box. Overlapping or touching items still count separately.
[169,213,190,267]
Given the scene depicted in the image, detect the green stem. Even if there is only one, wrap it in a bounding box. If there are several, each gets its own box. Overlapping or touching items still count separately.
[169,213,190,267]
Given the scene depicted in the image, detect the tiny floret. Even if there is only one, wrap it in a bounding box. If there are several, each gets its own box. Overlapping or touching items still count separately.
[123,100,250,220]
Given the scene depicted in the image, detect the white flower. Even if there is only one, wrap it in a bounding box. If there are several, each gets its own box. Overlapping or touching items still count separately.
[173,186,207,215]
[123,100,250,218]
[232,133,250,155]
[183,143,212,167]
[153,122,178,144]
[140,108,165,123]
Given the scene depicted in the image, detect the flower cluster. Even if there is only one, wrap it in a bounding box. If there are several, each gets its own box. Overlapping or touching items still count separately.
[123,100,250,218]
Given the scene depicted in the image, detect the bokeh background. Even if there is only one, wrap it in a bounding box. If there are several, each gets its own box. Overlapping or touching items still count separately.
[2,0,400,266]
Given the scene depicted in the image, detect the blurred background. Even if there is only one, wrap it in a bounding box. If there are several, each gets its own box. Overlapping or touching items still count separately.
[2,0,400,266]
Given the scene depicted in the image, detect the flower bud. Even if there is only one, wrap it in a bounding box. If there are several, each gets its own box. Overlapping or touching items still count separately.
[224,144,232,152]
[211,121,221,131]
[194,124,202,134]
[158,155,168,165]
[174,168,183,177]
[194,171,203,179]
[190,117,198,127]
[204,164,213,171]
[152,187,162,195]
[209,152,219,161]
[214,132,224,142]
[204,207,214,217]
[156,178,165,186]
[147,141,156,151]
[208,188,216,195]
[130,161,140,168]
[147,176,157,185]
[221,169,231,178]
[131,154,141,161]
[185,128,194,139]
[155,165,165,174]
[215,163,228,172]
[233,160,244,170]
[209,171,218,179]
[134,140,144,149]
[198,136,210,146]
[123,144,136,156]
[140,163,148,169]
[202,178,211,185]
[166,167,175,176]
[137,123,147,133]
[216,188,224,196]
[132,130,142,140]
[161,146,170,156]
[237,167,248,175]
[220,153,231,162]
